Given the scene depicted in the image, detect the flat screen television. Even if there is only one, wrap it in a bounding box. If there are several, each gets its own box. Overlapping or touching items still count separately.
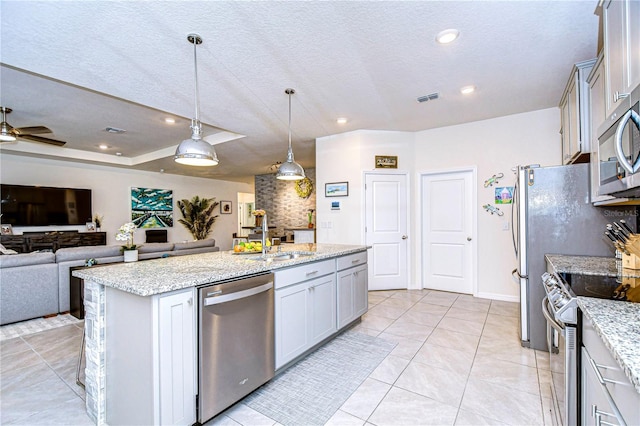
[0,184,92,226]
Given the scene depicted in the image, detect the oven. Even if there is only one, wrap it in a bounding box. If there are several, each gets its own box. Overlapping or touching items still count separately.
[598,87,640,199]
[541,272,579,426]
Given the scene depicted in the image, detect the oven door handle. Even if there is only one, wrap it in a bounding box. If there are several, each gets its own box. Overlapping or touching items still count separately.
[542,296,564,335]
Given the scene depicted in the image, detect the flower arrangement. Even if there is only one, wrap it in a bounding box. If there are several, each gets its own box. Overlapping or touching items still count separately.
[93,214,103,229]
[252,209,266,217]
[307,209,315,228]
[115,222,137,251]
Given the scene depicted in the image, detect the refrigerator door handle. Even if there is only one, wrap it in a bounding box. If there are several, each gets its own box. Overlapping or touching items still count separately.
[512,268,527,280]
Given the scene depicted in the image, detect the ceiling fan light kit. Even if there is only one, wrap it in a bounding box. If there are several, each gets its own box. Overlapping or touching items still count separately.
[0,106,65,146]
[174,33,219,167]
[276,88,305,181]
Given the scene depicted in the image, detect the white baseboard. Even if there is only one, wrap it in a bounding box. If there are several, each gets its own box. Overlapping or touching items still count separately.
[474,292,519,303]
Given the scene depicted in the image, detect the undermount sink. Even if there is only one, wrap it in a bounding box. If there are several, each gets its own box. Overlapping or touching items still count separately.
[248,252,314,262]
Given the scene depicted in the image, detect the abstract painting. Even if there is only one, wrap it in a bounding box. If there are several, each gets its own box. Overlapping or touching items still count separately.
[131,187,173,228]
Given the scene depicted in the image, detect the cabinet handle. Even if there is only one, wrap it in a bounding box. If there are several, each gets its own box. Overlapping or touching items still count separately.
[592,405,620,426]
[305,270,318,276]
[351,259,361,264]
[187,297,193,306]
[614,91,630,103]
[587,356,625,385]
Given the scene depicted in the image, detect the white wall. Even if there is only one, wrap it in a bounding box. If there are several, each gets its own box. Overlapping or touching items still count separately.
[316,108,561,300]
[0,153,253,250]
[315,130,414,245]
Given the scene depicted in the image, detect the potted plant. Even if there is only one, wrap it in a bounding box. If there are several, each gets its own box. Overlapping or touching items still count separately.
[177,196,219,240]
[116,222,138,262]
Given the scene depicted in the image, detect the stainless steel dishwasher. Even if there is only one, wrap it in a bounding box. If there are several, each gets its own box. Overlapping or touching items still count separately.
[197,272,275,424]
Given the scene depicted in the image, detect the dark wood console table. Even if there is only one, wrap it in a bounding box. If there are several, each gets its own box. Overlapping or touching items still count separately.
[0,232,106,253]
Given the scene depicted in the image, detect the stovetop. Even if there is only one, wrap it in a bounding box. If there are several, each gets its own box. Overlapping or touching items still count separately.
[560,272,640,303]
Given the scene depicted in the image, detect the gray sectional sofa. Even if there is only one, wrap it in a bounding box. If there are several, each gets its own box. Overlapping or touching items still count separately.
[0,239,219,325]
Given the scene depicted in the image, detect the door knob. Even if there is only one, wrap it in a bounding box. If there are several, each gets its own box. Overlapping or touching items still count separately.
[402,235,408,240]
[467,237,472,241]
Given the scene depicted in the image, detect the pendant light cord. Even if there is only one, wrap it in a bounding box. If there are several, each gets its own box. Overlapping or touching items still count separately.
[193,38,200,123]
[288,91,292,150]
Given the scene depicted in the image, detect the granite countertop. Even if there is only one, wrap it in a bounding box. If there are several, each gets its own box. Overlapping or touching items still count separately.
[577,297,640,394]
[546,254,640,393]
[545,254,640,278]
[73,243,367,297]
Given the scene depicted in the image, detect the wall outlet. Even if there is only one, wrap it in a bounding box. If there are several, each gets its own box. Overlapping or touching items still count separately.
[502,220,510,231]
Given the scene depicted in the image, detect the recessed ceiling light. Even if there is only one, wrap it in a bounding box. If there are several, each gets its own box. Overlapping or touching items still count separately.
[460,85,476,95]
[436,29,460,44]
[98,144,109,150]
[164,118,176,124]
[337,117,348,124]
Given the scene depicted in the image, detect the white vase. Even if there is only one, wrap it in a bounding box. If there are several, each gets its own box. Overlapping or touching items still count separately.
[124,249,138,262]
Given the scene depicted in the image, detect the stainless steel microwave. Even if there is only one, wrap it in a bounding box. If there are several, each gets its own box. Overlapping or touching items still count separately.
[598,86,640,198]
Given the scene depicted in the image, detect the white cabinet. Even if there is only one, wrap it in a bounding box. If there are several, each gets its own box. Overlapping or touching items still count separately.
[336,252,368,330]
[157,289,196,426]
[588,54,618,204]
[581,314,640,426]
[100,286,196,425]
[559,59,596,164]
[603,0,640,121]
[274,261,336,369]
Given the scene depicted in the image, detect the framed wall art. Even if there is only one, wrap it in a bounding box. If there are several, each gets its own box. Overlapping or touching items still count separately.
[220,200,232,214]
[325,182,349,197]
[131,187,174,228]
[375,155,398,169]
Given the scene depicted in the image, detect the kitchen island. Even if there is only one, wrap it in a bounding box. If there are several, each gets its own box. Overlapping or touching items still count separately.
[545,254,640,424]
[73,243,369,425]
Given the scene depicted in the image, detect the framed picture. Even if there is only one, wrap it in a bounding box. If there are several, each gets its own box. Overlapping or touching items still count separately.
[325,182,349,197]
[1,224,13,235]
[86,222,96,232]
[131,187,173,228]
[375,155,398,169]
[220,200,232,214]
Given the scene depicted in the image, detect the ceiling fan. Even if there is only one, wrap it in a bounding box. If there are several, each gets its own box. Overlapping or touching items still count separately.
[0,106,66,146]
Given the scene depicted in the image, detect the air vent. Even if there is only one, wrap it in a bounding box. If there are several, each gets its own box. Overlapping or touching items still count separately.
[104,127,126,134]
[417,93,439,103]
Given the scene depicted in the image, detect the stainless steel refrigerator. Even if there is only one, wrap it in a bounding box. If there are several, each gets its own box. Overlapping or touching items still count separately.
[512,163,636,351]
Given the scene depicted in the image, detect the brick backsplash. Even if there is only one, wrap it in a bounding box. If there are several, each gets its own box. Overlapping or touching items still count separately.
[255,168,316,241]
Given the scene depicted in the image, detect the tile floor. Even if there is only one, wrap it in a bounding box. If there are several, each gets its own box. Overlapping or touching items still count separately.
[0,290,553,425]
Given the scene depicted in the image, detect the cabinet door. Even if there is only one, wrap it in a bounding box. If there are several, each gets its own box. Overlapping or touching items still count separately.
[604,0,627,119]
[275,282,309,368]
[589,57,612,204]
[308,274,336,345]
[567,74,580,160]
[158,289,196,426]
[561,98,572,164]
[581,347,624,426]
[337,269,355,329]
[353,264,368,318]
[628,0,640,91]
[337,264,368,329]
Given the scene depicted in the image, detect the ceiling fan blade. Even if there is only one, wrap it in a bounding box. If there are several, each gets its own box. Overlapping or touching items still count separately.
[18,134,66,147]
[12,126,52,135]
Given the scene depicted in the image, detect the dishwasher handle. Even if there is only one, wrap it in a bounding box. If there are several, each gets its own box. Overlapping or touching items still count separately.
[204,281,273,306]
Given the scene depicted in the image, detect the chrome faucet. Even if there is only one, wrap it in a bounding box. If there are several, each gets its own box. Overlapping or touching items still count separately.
[261,212,269,256]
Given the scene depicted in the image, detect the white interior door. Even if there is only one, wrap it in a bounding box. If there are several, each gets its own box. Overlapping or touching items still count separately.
[365,172,409,290]
[421,170,475,294]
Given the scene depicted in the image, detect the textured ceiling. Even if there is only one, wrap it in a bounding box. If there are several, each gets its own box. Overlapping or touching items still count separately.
[0,1,599,183]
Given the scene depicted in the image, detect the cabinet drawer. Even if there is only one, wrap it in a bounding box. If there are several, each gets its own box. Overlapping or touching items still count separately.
[583,315,640,425]
[274,259,334,289]
[336,251,367,271]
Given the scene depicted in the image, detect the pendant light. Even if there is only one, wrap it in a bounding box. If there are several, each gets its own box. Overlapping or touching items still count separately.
[174,34,219,166]
[276,88,305,180]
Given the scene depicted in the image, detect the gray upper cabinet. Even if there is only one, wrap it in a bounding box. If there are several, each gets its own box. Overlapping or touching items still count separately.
[603,0,640,121]
[559,59,596,164]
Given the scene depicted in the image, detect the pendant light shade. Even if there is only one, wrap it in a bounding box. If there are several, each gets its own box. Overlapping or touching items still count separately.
[276,88,305,180]
[175,34,219,167]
